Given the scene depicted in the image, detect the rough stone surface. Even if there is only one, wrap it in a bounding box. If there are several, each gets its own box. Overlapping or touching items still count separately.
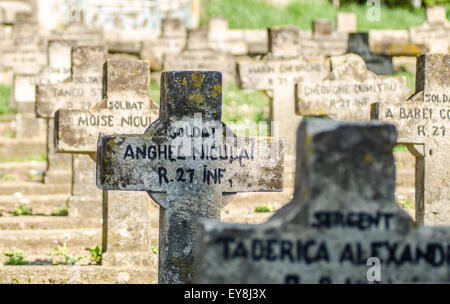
[55,59,159,266]
[409,6,450,53]
[296,53,409,121]
[194,119,450,284]
[371,54,449,225]
[347,32,393,75]
[369,30,427,56]
[237,26,330,188]
[97,71,284,284]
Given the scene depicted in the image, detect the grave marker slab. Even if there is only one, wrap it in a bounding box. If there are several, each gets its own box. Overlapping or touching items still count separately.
[194,118,450,284]
[296,53,409,121]
[369,30,427,56]
[36,45,106,186]
[409,6,450,53]
[11,40,73,138]
[96,70,284,283]
[237,25,330,186]
[55,59,160,264]
[163,28,236,85]
[347,32,393,75]
[371,53,450,225]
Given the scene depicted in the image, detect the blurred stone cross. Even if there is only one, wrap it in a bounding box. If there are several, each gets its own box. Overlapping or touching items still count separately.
[236,25,329,186]
[371,54,450,225]
[96,71,285,283]
[54,59,160,266]
[193,118,450,284]
[296,53,409,121]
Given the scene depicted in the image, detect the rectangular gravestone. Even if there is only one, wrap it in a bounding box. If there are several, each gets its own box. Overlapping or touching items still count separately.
[0,12,46,74]
[194,118,450,284]
[207,17,247,55]
[36,45,106,189]
[54,59,160,265]
[409,6,450,53]
[371,53,449,226]
[369,30,427,56]
[237,25,330,188]
[163,28,236,86]
[336,12,356,34]
[96,70,285,283]
[140,17,186,67]
[296,53,409,121]
[347,32,393,75]
[298,19,348,59]
[11,40,73,138]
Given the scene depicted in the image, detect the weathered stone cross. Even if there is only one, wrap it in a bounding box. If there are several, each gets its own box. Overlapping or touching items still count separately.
[237,25,329,186]
[55,59,159,265]
[194,118,450,284]
[371,53,449,225]
[96,71,284,283]
[36,44,106,184]
[296,53,410,121]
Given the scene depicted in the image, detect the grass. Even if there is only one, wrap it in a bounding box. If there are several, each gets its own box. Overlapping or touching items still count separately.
[51,205,68,216]
[3,250,29,265]
[13,205,34,216]
[393,70,416,95]
[0,153,47,163]
[0,85,14,116]
[201,0,449,31]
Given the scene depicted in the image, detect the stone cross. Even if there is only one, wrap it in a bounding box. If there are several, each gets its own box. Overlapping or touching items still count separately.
[298,19,348,59]
[163,28,236,85]
[336,12,356,34]
[194,118,450,284]
[371,54,450,226]
[369,29,427,57]
[207,17,247,55]
[11,40,73,138]
[140,17,186,66]
[36,45,106,185]
[54,59,159,265]
[96,71,284,283]
[237,25,329,186]
[409,5,450,53]
[347,32,393,75]
[296,53,410,121]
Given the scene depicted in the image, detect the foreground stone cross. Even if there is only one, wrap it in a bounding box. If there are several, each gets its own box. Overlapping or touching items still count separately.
[36,45,107,184]
[237,25,329,185]
[371,54,449,225]
[96,71,284,283]
[55,59,159,264]
[296,53,409,121]
[194,118,450,284]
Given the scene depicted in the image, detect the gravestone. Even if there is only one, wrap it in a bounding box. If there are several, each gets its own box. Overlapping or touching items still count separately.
[96,70,285,283]
[409,5,450,53]
[54,59,160,264]
[11,40,73,138]
[296,53,409,121]
[163,28,236,85]
[370,30,427,56]
[207,17,247,55]
[194,118,450,284]
[298,19,348,59]
[0,12,46,74]
[347,32,393,75]
[36,45,106,186]
[140,17,186,67]
[336,12,356,34]
[237,25,329,187]
[48,14,104,43]
[371,53,450,226]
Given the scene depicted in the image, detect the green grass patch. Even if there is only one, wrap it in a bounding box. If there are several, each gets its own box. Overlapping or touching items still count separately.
[255,205,276,213]
[393,144,408,152]
[51,205,68,216]
[13,205,34,216]
[0,153,47,163]
[393,70,416,95]
[398,200,415,210]
[0,85,14,116]
[3,250,29,265]
[149,82,161,104]
[201,0,438,31]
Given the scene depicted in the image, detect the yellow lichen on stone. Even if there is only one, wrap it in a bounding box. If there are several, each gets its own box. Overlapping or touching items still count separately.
[192,72,205,88]
[189,92,204,105]
[182,77,187,86]
[364,153,374,163]
[212,84,221,98]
